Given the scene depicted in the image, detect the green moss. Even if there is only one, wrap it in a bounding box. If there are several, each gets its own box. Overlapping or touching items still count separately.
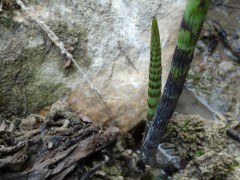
[225,164,240,175]
[0,43,70,116]
[141,171,156,180]
[187,73,201,81]
[181,118,191,132]
[192,99,200,105]
[0,17,20,29]
[0,19,91,117]
[206,74,213,81]
[194,148,204,157]
[101,165,121,176]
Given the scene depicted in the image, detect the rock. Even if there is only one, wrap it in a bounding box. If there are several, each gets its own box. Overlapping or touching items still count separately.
[218,61,235,76]
[125,149,133,155]
[236,102,240,121]
[0,115,16,133]
[208,91,232,112]
[172,150,238,180]
[0,0,186,131]
[19,114,44,131]
[194,90,232,113]
[224,49,239,62]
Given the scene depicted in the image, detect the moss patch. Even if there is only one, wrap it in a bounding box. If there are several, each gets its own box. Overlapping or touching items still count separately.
[0,17,20,29]
[0,20,89,117]
[0,42,69,116]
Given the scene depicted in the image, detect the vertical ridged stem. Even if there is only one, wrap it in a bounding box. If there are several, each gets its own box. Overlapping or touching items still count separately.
[147,17,162,122]
[140,0,210,166]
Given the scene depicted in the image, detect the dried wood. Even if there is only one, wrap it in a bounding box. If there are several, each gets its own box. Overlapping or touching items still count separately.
[0,100,121,179]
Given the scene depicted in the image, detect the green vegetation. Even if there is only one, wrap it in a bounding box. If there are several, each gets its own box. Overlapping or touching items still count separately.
[147,17,162,122]
[187,73,201,81]
[141,0,210,165]
[181,118,191,132]
[0,17,20,29]
[194,148,204,157]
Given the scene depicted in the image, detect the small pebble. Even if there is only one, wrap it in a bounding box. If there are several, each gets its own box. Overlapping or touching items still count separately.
[125,149,132,155]
[218,61,234,76]
[235,102,240,121]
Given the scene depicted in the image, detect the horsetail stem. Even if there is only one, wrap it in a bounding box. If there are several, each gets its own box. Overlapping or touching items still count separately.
[147,17,162,122]
[140,0,210,166]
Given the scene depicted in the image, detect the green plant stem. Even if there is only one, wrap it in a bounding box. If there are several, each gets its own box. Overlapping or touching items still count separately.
[147,17,162,122]
[140,0,210,166]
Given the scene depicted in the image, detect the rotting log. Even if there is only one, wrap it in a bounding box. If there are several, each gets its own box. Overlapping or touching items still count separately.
[0,100,121,179]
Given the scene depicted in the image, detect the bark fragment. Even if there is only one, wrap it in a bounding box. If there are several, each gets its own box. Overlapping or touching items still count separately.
[0,100,121,179]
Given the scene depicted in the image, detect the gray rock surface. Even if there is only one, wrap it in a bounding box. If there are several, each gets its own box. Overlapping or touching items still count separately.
[0,0,186,131]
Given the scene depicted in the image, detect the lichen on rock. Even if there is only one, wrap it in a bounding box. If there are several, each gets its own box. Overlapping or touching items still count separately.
[0,17,89,117]
[173,150,238,180]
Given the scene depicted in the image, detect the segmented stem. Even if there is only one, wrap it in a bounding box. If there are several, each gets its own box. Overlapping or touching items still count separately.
[140,0,210,166]
[147,17,162,122]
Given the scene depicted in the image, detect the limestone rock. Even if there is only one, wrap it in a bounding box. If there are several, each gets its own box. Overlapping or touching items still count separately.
[236,102,240,121]
[219,61,235,76]
[0,0,186,131]
[173,150,237,180]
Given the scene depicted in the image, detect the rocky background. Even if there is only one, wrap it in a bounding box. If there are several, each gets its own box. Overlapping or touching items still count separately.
[0,0,187,131]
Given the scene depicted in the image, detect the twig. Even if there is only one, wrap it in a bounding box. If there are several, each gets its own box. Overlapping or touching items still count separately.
[227,128,240,143]
[212,1,240,9]
[15,0,113,120]
[0,2,2,12]
[117,41,138,73]
[211,20,240,62]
